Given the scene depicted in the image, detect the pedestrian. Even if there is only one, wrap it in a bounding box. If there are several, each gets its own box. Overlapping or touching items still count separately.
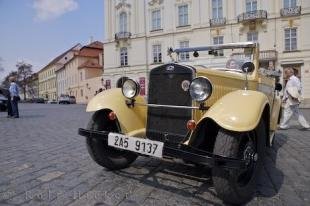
[226,58,240,70]
[9,76,20,118]
[279,68,310,129]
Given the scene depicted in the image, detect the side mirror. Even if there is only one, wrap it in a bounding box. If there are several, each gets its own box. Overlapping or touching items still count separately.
[275,83,282,91]
[241,62,255,73]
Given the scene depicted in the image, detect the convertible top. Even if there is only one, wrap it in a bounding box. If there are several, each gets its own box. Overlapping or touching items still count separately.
[171,42,257,54]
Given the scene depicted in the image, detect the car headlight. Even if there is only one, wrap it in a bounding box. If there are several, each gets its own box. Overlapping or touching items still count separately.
[122,79,140,99]
[189,77,213,102]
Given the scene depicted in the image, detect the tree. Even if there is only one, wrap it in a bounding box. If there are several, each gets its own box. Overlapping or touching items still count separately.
[1,71,18,88]
[16,61,33,100]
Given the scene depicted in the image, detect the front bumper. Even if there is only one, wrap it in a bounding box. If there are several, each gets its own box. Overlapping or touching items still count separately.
[78,128,247,169]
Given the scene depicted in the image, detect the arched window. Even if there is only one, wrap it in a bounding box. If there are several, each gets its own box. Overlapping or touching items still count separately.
[119,12,127,32]
[120,47,128,66]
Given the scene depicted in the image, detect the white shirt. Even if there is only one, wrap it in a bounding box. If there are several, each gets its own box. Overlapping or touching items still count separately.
[9,82,19,97]
[283,75,302,105]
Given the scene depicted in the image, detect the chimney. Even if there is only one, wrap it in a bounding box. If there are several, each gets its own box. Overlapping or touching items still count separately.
[89,36,93,44]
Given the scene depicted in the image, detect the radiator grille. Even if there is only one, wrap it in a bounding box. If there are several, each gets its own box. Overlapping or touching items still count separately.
[146,64,194,143]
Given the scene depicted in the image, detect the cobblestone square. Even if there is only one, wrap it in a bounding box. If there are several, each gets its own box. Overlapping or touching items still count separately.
[0,103,309,206]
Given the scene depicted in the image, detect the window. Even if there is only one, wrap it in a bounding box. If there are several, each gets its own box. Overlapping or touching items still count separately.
[139,77,146,95]
[213,36,224,45]
[119,12,127,32]
[80,89,83,97]
[80,72,83,81]
[285,28,297,51]
[284,0,296,8]
[213,36,224,55]
[178,5,188,26]
[105,80,111,89]
[151,10,161,30]
[120,47,128,66]
[247,31,258,42]
[246,0,257,12]
[152,45,162,63]
[212,0,223,19]
[179,41,190,61]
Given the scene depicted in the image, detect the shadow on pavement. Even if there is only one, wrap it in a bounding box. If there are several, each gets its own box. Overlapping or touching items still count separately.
[114,159,223,205]
[112,134,287,205]
[256,133,287,198]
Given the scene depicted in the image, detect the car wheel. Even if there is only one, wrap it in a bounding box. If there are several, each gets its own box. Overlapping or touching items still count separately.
[212,120,266,205]
[86,110,138,170]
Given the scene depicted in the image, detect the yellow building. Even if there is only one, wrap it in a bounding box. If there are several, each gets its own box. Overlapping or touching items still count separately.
[38,44,81,101]
[55,41,103,104]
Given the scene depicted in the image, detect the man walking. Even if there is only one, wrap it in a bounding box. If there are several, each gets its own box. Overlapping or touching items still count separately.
[280,68,309,129]
[9,76,20,118]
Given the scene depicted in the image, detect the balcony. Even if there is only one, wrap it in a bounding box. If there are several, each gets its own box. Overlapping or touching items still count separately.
[280,6,301,17]
[237,10,267,23]
[259,50,277,61]
[115,32,131,41]
[210,18,226,27]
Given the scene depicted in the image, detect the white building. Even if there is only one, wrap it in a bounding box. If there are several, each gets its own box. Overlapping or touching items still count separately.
[104,0,310,106]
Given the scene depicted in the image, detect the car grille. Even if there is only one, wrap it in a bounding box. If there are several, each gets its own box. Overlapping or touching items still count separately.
[146,63,194,143]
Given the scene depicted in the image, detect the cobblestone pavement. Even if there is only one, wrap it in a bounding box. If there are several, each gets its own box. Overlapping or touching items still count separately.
[0,103,309,206]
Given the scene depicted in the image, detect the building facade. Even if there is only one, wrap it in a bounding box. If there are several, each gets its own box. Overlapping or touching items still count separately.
[55,41,104,104]
[104,0,310,106]
[38,44,81,101]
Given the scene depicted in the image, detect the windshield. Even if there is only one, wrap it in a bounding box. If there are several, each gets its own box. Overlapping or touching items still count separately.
[178,47,254,72]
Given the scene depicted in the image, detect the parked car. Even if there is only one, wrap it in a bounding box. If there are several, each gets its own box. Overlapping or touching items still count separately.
[47,99,58,104]
[58,95,70,104]
[0,87,9,111]
[0,93,8,111]
[78,42,282,205]
[69,96,76,104]
[32,98,45,103]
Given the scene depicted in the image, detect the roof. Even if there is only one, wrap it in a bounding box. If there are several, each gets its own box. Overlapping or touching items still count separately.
[38,43,81,73]
[84,41,103,49]
[78,60,102,69]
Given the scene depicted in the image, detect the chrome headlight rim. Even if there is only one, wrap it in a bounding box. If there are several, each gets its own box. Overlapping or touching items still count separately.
[121,79,140,99]
[189,77,213,102]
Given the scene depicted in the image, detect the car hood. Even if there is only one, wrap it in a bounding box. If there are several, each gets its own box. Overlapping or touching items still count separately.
[0,94,7,101]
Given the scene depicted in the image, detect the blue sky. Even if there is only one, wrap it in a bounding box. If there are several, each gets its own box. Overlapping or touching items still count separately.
[0,0,104,80]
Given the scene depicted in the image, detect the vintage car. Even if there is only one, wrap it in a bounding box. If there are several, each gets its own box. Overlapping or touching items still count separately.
[78,42,282,205]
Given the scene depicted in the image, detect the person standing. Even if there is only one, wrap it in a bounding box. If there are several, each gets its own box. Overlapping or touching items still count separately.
[9,76,20,118]
[279,68,310,129]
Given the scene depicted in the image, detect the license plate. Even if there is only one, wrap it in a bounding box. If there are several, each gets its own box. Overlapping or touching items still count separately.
[108,133,163,158]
